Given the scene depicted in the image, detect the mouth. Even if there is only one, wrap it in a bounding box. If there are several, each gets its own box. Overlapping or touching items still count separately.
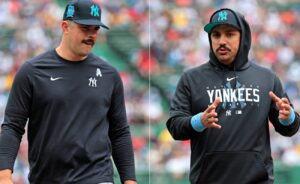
[82,39,95,46]
[217,47,230,55]
[218,49,229,55]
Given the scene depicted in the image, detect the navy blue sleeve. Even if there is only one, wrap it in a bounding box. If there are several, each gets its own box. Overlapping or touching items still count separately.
[108,72,136,182]
[0,62,32,171]
[166,73,196,140]
[269,75,300,136]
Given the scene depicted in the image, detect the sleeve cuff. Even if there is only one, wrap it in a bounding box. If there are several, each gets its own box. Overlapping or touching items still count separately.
[191,113,206,132]
[279,108,295,126]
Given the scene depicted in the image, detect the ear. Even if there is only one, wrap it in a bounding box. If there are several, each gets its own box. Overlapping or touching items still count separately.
[61,21,71,33]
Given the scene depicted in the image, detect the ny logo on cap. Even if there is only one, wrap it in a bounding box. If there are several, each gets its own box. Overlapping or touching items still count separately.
[66,5,75,18]
[217,11,228,21]
[90,5,100,17]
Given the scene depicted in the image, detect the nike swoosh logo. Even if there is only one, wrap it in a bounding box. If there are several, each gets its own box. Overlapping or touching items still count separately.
[50,77,63,81]
[226,76,238,81]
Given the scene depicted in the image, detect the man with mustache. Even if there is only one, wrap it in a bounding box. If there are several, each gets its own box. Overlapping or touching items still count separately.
[0,0,137,184]
[166,8,299,183]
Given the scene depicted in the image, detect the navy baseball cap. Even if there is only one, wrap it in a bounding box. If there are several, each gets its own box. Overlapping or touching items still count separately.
[63,0,109,29]
[204,8,240,33]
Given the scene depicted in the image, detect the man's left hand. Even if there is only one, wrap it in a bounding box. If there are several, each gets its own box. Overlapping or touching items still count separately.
[269,91,291,120]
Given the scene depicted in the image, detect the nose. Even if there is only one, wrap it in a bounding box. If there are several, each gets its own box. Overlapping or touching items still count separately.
[218,34,227,45]
[87,30,98,38]
[83,26,99,38]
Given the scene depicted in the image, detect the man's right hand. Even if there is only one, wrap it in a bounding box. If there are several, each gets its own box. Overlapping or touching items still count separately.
[0,169,13,184]
[201,97,222,129]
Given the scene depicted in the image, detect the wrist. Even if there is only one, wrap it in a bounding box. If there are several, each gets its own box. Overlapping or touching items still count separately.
[191,113,206,132]
[279,107,295,126]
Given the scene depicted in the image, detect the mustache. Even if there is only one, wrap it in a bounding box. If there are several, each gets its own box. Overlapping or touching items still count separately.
[82,38,95,45]
[217,45,231,52]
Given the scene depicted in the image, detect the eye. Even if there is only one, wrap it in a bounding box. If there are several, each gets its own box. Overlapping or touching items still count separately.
[79,26,89,31]
[79,26,100,32]
[226,30,239,37]
[211,32,221,38]
[227,32,234,37]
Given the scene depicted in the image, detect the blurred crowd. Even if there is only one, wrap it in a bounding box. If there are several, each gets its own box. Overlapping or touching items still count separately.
[1,0,300,183]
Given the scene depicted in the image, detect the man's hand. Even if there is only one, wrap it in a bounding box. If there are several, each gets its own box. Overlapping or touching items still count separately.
[0,169,13,184]
[201,98,221,129]
[124,180,137,184]
[269,91,291,120]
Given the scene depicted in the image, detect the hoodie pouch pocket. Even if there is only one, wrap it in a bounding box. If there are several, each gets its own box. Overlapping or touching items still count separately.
[198,151,268,183]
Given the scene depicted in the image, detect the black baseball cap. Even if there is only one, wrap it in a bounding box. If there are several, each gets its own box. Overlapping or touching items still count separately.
[204,8,240,33]
[63,0,109,29]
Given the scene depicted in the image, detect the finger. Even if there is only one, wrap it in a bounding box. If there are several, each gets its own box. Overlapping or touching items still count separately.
[207,116,218,123]
[202,116,217,127]
[206,98,221,113]
[276,98,290,111]
[277,101,284,110]
[279,104,291,114]
[279,109,290,117]
[279,104,291,120]
[281,98,289,103]
[210,122,222,129]
[206,104,217,114]
[269,91,281,103]
[281,103,291,111]
[212,97,221,107]
[206,112,218,119]
[279,114,289,120]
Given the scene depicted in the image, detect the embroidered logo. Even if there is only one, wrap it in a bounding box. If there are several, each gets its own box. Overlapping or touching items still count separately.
[50,77,63,81]
[66,5,75,18]
[89,77,97,87]
[90,5,100,17]
[218,11,228,21]
[226,76,238,82]
[96,68,102,77]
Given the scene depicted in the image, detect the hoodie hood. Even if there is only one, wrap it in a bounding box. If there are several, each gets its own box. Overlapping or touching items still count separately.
[207,8,251,71]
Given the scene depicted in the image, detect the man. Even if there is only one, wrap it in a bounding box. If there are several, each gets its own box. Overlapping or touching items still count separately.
[0,0,137,183]
[166,8,300,184]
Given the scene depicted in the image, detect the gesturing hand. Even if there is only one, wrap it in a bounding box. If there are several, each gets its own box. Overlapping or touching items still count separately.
[269,91,291,120]
[201,98,221,129]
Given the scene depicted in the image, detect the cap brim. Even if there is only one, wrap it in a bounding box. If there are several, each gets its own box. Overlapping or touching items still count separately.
[73,19,109,29]
[204,22,239,33]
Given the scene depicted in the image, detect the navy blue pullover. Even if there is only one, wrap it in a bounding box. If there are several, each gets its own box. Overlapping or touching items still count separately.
[166,9,300,184]
[0,50,136,184]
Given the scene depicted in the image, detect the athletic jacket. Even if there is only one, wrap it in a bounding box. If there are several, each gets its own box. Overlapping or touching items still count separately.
[166,10,300,184]
[0,50,136,183]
